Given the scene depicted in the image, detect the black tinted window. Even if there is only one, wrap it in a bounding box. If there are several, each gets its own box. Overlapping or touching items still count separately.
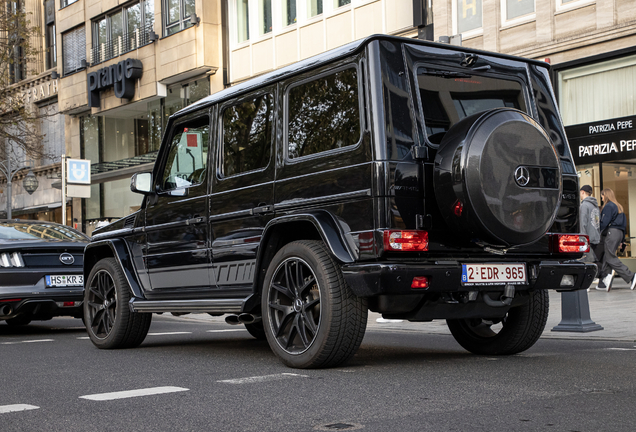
[417,68,526,144]
[287,68,360,159]
[222,93,273,176]
[160,117,209,191]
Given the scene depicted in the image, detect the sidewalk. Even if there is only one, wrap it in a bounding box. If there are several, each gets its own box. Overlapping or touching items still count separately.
[166,283,636,342]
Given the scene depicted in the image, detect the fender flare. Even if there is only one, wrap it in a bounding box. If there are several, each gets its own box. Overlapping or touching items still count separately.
[247,210,357,307]
[84,239,145,299]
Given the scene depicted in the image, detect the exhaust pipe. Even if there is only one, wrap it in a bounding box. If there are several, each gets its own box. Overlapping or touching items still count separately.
[0,304,13,317]
[238,313,261,325]
[225,314,241,325]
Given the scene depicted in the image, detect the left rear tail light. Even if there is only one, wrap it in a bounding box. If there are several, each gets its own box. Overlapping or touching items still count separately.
[0,252,24,268]
[383,230,429,252]
[552,234,590,253]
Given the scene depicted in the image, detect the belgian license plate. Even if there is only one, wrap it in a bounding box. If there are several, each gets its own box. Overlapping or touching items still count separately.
[461,264,527,286]
[46,275,84,287]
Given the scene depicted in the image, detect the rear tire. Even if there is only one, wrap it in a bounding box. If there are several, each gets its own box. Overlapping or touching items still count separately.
[446,290,549,355]
[84,257,152,349]
[262,240,367,369]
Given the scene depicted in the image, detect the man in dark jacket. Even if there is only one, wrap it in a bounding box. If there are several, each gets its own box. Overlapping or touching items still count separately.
[579,185,600,263]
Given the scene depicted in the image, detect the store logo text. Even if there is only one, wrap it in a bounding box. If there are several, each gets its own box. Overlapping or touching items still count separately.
[578,140,636,158]
[87,58,143,108]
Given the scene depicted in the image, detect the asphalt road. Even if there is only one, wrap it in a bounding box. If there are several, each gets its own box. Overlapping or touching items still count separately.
[1,315,634,432]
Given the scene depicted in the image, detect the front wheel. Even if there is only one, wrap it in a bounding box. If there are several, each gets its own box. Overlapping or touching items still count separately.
[262,240,367,369]
[446,290,549,355]
[84,257,152,349]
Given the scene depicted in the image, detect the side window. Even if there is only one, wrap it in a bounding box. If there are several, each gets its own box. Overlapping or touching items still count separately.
[222,93,273,177]
[287,67,361,159]
[160,116,209,191]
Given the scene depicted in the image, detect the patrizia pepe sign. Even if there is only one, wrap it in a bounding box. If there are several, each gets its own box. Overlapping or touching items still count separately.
[87,58,143,108]
[566,115,636,165]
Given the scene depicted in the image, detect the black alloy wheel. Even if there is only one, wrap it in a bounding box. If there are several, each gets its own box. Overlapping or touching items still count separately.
[86,269,117,339]
[268,256,322,355]
[262,240,367,369]
[446,289,549,355]
[84,258,151,349]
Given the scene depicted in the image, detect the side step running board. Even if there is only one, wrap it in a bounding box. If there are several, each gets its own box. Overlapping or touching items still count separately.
[130,298,244,314]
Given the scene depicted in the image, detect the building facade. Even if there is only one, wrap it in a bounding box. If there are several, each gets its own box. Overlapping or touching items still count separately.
[0,0,66,224]
[55,0,223,235]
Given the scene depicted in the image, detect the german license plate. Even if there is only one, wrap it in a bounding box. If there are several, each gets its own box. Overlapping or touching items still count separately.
[461,264,527,286]
[46,275,84,287]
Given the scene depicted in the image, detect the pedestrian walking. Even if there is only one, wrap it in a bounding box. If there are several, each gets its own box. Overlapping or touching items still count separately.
[579,185,600,264]
[596,188,636,291]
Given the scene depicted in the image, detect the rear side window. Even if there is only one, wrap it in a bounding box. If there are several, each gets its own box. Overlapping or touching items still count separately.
[287,67,361,159]
[417,67,526,144]
[222,93,273,177]
[160,116,209,191]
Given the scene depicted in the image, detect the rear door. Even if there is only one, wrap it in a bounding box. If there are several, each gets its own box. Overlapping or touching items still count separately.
[144,113,212,297]
[209,88,276,295]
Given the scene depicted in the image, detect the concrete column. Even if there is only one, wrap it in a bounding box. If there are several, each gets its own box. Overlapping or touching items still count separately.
[596,0,616,30]
[482,0,499,53]
[535,0,554,44]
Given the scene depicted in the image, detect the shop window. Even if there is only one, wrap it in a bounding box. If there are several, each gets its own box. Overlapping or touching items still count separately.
[260,0,272,35]
[283,0,297,26]
[164,0,195,37]
[160,117,210,191]
[502,0,534,23]
[558,55,636,126]
[454,0,482,35]
[8,0,25,83]
[308,0,323,17]
[222,93,273,177]
[91,1,155,65]
[62,26,86,76]
[236,0,249,42]
[287,68,360,159]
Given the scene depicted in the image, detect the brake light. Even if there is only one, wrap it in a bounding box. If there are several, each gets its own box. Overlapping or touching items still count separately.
[411,276,429,289]
[553,234,590,253]
[383,230,429,252]
[0,299,22,303]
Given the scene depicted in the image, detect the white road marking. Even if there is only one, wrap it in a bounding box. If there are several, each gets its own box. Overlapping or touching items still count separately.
[206,329,246,333]
[79,386,189,401]
[607,348,636,351]
[1,339,54,345]
[77,337,90,340]
[217,373,308,384]
[0,404,39,414]
[147,332,192,336]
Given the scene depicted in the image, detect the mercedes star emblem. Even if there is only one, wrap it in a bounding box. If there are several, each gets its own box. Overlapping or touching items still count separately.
[514,166,530,187]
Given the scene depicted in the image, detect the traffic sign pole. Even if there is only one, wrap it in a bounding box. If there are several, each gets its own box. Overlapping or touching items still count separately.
[61,154,66,226]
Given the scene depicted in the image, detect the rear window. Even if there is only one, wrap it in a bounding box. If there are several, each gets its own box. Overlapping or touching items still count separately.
[0,223,87,241]
[286,67,361,159]
[416,67,526,144]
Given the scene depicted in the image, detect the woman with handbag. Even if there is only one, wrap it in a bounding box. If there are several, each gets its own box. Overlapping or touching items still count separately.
[596,188,636,291]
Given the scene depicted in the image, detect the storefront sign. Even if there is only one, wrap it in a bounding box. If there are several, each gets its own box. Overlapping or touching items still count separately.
[7,79,58,107]
[87,58,143,108]
[566,114,636,164]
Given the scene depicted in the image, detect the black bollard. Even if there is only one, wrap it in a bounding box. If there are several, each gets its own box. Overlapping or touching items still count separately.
[551,290,603,332]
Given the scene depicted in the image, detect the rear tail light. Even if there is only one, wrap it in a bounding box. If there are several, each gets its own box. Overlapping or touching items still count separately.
[383,230,429,252]
[56,301,82,308]
[553,234,590,253]
[0,252,25,268]
[411,276,429,289]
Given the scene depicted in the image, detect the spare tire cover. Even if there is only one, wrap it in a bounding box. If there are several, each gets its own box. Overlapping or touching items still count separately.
[433,108,562,247]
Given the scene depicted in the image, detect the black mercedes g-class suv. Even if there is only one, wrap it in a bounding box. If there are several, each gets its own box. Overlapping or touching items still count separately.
[83,35,595,368]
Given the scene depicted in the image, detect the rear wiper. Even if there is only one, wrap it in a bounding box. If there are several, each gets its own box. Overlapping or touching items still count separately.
[420,69,473,79]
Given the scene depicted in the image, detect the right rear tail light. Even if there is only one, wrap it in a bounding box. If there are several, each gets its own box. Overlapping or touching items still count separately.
[0,252,24,268]
[383,230,429,252]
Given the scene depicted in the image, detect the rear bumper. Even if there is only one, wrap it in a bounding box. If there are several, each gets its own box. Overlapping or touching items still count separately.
[342,260,596,297]
[0,276,84,320]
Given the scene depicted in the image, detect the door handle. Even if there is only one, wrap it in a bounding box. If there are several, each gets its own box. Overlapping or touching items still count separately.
[252,205,273,215]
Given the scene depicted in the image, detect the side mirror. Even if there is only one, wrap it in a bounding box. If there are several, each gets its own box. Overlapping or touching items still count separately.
[131,172,153,195]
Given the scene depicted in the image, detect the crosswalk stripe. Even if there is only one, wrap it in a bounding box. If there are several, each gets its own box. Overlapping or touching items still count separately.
[0,404,39,414]
[79,386,189,401]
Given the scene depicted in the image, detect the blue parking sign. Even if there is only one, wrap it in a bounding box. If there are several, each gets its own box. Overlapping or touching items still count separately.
[67,159,91,184]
